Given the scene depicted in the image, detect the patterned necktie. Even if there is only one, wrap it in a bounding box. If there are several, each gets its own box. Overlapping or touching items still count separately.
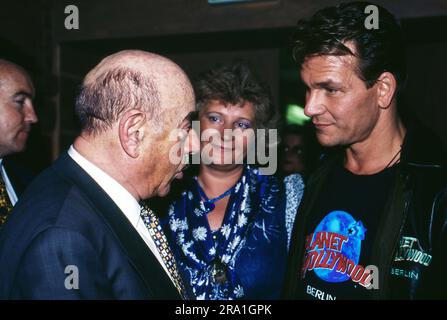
[140,203,187,299]
[0,171,13,227]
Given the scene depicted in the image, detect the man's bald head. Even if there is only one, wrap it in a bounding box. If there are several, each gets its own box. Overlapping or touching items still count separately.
[75,50,193,135]
[73,50,198,200]
[0,59,24,70]
[0,59,32,89]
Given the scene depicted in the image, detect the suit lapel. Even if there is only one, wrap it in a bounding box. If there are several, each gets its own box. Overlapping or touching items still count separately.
[2,159,32,197]
[54,153,180,299]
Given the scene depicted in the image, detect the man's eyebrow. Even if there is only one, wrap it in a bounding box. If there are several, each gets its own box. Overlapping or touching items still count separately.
[13,91,34,99]
[314,80,344,88]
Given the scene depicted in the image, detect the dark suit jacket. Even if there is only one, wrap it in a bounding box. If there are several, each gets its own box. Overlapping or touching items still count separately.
[2,158,34,198]
[0,152,180,299]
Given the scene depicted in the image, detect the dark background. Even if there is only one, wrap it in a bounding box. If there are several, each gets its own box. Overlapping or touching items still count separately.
[1,0,446,173]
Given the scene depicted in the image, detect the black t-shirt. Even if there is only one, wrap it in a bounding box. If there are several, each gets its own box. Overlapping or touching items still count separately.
[300,162,398,300]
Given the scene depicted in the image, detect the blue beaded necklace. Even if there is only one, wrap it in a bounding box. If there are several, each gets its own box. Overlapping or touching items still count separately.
[194,177,235,213]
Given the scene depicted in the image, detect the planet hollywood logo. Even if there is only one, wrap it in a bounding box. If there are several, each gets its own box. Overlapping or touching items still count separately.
[302,211,379,289]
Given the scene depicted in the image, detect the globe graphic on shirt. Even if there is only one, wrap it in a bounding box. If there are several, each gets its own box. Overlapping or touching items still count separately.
[312,210,366,283]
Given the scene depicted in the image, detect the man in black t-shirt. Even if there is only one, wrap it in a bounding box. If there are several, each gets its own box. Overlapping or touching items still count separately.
[284,2,447,299]
[301,163,397,299]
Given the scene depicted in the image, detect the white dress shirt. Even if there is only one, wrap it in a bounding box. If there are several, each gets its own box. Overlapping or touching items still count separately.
[0,158,18,206]
[67,145,175,284]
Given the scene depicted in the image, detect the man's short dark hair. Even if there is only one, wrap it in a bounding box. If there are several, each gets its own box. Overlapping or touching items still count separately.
[75,67,161,135]
[292,1,407,92]
[194,61,277,130]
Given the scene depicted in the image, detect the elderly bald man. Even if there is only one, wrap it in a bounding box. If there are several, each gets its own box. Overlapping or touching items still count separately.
[0,50,200,299]
[0,60,38,227]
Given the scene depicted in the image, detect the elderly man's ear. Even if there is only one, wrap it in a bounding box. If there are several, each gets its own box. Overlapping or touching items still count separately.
[119,109,148,158]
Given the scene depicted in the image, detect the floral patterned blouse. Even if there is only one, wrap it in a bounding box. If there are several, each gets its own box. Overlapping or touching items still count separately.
[161,166,304,300]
